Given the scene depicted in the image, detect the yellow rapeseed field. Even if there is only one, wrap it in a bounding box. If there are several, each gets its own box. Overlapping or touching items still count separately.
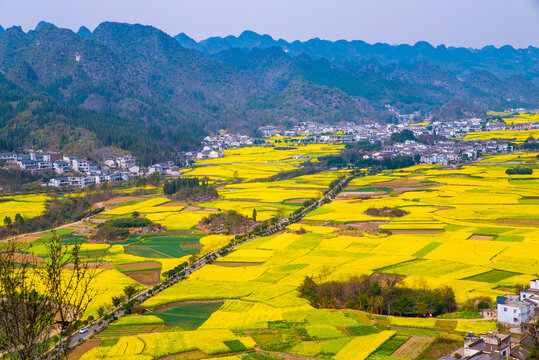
[0,194,51,221]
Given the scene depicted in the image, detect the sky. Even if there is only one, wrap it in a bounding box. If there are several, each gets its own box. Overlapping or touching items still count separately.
[0,0,538,48]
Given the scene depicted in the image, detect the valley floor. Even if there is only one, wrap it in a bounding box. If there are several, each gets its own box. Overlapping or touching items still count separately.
[70,151,538,360]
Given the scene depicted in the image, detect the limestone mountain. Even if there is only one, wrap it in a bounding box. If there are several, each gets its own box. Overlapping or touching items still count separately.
[0,22,537,161]
[77,26,92,39]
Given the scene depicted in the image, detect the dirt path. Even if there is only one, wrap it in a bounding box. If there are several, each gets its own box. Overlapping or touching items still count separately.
[391,336,434,359]
[68,339,101,360]
[257,348,321,360]
[2,220,83,243]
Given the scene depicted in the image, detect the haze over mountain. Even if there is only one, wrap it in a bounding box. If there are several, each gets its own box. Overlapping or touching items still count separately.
[0,22,537,163]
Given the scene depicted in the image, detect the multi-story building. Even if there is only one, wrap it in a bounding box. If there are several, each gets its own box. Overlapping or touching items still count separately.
[497,279,539,325]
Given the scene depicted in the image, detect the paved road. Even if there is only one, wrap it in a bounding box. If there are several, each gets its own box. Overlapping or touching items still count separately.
[65,173,355,351]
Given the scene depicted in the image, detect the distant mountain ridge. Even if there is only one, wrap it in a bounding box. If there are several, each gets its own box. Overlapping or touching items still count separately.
[175,31,539,80]
[0,22,537,163]
[77,26,92,39]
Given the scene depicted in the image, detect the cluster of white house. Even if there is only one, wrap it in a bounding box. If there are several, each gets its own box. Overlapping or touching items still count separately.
[47,155,139,188]
[0,152,139,174]
[48,173,131,187]
[201,133,254,150]
[380,140,511,166]
[437,279,539,360]
[0,152,140,188]
[497,279,539,326]
[0,151,53,171]
[179,146,224,161]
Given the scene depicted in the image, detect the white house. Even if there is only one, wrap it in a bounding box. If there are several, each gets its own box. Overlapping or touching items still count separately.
[0,152,17,163]
[72,159,89,172]
[17,160,39,170]
[48,177,70,187]
[117,155,136,169]
[520,278,539,308]
[128,165,140,174]
[104,158,117,168]
[497,298,533,325]
[63,156,79,165]
[53,161,70,174]
[496,280,538,326]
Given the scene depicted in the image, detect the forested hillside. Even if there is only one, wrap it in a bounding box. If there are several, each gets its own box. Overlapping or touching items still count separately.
[0,22,538,162]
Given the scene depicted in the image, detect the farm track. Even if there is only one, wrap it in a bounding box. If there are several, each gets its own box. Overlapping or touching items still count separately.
[257,349,321,360]
[2,219,84,243]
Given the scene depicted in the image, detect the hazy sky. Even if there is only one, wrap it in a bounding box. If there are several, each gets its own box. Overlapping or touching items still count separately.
[1,0,538,48]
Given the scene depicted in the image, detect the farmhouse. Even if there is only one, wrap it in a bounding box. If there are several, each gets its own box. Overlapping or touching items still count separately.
[53,161,70,174]
[497,279,539,325]
[104,157,117,168]
[117,155,137,169]
[497,297,534,326]
[439,332,511,360]
[520,278,539,307]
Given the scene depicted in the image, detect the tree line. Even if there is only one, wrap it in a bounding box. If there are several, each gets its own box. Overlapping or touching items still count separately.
[506,166,533,175]
[299,275,457,317]
[163,177,218,202]
[163,177,209,195]
[0,183,154,239]
[322,154,418,170]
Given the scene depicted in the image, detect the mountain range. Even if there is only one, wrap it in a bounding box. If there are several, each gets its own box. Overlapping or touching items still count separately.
[0,21,537,163]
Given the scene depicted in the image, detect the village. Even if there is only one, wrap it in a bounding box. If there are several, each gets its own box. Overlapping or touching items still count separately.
[1,112,537,188]
[437,278,539,360]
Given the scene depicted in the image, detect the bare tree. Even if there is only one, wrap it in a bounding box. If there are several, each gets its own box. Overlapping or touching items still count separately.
[42,237,99,357]
[0,234,98,359]
[0,243,56,360]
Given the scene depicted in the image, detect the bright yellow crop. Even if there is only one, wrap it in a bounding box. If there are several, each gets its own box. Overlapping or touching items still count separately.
[334,331,395,360]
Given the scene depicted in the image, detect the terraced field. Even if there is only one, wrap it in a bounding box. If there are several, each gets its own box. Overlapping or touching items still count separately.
[10,149,536,360]
[461,129,539,142]
[497,111,539,125]
[0,194,52,221]
[78,152,539,360]
[11,145,344,323]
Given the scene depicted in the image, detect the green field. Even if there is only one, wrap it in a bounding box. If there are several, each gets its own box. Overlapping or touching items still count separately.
[11,150,538,360]
[462,269,521,283]
[124,235,202,258]
[151,302,225,328]
[412,242,442,258]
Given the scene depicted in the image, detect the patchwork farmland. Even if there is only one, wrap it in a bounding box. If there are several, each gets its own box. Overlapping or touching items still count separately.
[63,150,538,360]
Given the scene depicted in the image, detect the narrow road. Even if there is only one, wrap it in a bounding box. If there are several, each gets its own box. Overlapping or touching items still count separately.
[65,173,356,351]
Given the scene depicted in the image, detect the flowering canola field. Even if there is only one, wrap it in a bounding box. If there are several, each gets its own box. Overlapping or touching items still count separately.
[79,152,538,359]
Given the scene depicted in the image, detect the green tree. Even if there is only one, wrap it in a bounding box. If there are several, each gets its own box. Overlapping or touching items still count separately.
[149,172,160,186]
[14,213,24,227]
[3,216,12,227]
[252,208,257,222]
[299,276,317,304]
[188,254,198,264]
[111,295,124,307]
[124,284,139,299]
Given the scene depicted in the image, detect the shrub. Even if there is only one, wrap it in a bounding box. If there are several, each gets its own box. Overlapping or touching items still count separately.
[506,166,533,175]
